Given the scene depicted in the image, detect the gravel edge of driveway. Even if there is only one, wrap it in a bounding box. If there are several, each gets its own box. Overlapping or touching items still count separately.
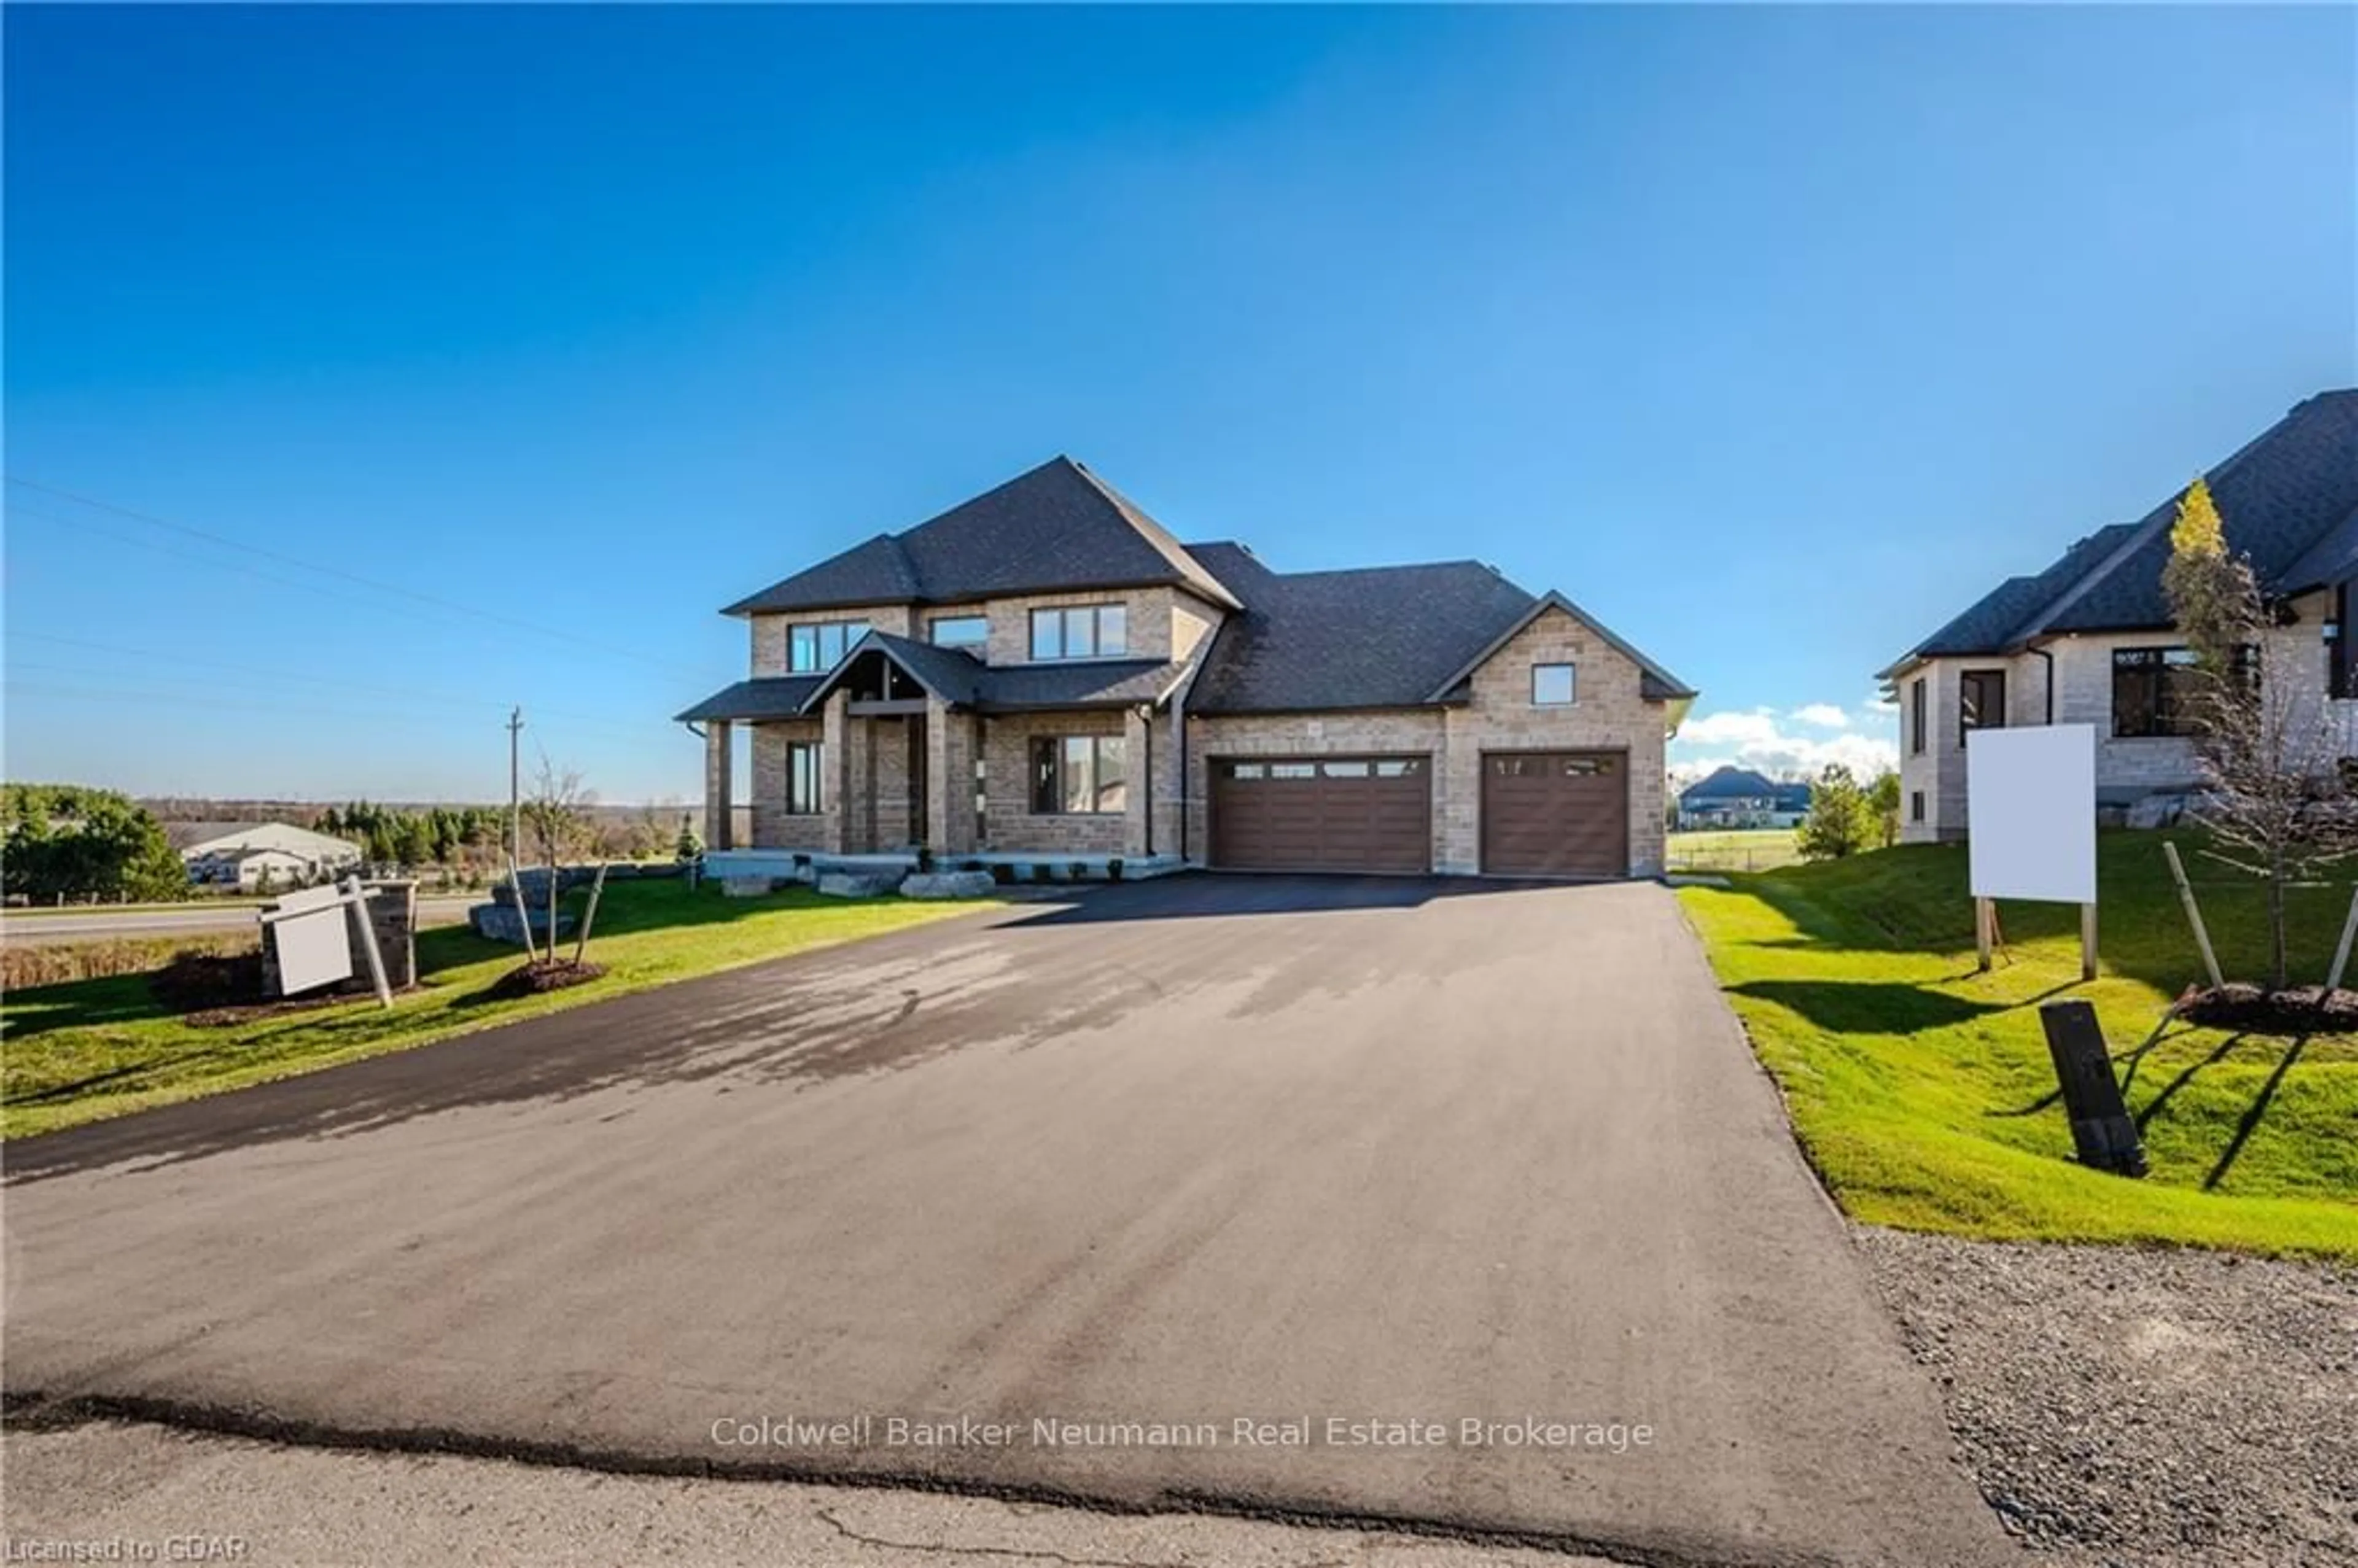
[1853,1226,2358,1568]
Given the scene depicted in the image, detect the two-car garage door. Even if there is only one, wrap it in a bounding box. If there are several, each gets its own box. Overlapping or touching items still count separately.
[1207,750,1629,877]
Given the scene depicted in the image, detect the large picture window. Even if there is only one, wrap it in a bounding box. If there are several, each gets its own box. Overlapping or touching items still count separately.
[787,619,871,673]
[786,740,825,814]
[1029,604,1128,661]
[1029,735,1128,813]
[2111,647,2204,738]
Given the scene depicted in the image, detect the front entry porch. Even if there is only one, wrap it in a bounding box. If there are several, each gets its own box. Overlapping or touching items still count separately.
[698,640,1178,865]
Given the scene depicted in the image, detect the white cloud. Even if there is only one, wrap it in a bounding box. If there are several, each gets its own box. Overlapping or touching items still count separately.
[1671,702,1898,782]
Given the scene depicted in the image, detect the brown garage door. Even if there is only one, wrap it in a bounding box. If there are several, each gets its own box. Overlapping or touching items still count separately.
[1481,751,1628,877]
[1210,756,1430,873]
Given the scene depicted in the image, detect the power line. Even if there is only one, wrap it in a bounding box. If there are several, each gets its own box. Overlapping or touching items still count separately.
[5,476,714,679]
[2,670,666,747]
[7,631,666,733]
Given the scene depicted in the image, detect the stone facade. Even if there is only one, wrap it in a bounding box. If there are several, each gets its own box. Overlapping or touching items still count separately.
[1896,588,2346,844]
[712,594,1676,879]
[980,710,1136,856]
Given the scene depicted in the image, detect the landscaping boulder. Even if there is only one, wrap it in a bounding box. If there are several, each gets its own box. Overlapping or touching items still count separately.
[817,871,900,898]
[2125,792,2192,830]
[469,902,575,946]
[720,876,781,898]
[900,870,995,900]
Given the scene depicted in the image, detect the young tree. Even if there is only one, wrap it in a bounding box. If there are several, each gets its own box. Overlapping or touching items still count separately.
[2162,477,2358,988]
[1796,764,1878,861]
[675,813,704,863]
[1867,770,1902,849]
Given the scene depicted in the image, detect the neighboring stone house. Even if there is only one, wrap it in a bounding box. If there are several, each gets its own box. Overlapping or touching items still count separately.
[1880,389,2358,843]
[679,456,1695,878]
[1678,767,1810,829]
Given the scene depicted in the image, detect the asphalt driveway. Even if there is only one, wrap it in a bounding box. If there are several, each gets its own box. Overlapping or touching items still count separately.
[4,875,2006,1568]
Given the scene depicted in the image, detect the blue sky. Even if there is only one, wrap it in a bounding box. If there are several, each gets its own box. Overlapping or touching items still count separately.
[7,4,2352,804]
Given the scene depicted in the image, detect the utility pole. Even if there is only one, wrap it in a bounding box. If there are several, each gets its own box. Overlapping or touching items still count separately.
[507,707,525,864]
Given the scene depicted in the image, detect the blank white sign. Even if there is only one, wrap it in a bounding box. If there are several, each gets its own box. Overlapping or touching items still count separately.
[275,906,354,994]
[1967,724,2097,905]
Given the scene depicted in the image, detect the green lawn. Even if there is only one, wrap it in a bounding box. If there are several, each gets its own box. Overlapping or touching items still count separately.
[2,879,997,1140]
[1667,828,1804,873]
[1679,831,2358,1260]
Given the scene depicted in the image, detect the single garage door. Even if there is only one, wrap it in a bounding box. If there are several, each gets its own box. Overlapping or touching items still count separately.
[1481,751,1628,878]
[1210,756,1430,873]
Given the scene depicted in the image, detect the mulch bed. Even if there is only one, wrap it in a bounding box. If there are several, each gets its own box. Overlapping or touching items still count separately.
[150,949,409,1027]
[2176,982,2358,1035]
[483,960,607,999]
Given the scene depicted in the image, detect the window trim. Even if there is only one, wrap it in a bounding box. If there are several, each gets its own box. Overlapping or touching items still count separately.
[785,740,826,815]
[1027,604,1130,662]
[1531,662,1577,707]
[786,618,873,674]
[1028,734,1129,815]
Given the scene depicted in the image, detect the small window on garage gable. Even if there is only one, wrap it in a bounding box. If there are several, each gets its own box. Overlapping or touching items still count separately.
[1531,663,1576,706]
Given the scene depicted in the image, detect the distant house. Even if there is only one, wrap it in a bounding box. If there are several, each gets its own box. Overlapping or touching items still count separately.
[1880,390,2358,842]
[181,822,361,890]
[1678,766,1810,829]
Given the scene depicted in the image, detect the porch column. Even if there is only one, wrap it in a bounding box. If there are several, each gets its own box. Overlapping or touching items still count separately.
[822,691,852,854]
[1123,705,1151,859]
[925,698,979,855]
[704,722,733,852]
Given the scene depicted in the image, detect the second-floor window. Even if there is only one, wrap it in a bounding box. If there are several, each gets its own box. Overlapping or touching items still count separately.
[1030,604,1127,661]
[788,619,871,673]
[1531,663,1576,706]
[1910,678,1927,754]
[930,615,990,651]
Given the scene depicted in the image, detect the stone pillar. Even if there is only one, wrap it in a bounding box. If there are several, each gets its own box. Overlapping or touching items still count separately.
[823,692,852,854]
[1123,705,1151,859]
[704,723,733,852]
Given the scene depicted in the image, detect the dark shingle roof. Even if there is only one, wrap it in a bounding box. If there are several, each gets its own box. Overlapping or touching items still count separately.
[1886,390,2358,670]
[1180,544,1537,713]
[1178,546,1689,714]
[975,659,1183,711]
[723,457,1240,615]
[674,676,826,723]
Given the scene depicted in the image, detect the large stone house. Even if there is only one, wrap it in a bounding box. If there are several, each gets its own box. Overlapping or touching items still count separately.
[679,457,1694,878]
[1880,389,2358,843]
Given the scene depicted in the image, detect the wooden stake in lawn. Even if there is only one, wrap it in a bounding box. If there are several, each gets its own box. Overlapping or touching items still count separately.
[2327,883,2358,993]
[2162,840,2225,991]
[572,861,610,967]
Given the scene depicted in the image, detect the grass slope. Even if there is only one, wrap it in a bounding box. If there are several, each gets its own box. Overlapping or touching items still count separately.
[1679,831,2358,1260]
[2,879,993,1140]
